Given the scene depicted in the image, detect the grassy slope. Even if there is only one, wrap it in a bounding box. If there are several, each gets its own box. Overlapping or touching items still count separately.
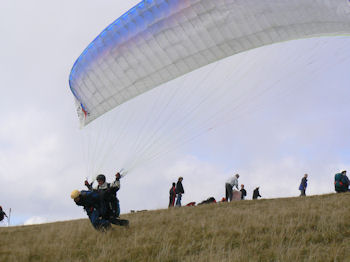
[1,193,349,262]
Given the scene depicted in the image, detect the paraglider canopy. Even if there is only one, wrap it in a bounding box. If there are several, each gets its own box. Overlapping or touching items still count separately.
[69,0,350,127]
[68,0,350,176]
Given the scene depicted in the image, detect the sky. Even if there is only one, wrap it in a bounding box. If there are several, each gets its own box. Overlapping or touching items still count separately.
[0,0,350,226]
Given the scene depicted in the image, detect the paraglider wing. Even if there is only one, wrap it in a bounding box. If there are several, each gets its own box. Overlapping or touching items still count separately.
[69,0,350,126]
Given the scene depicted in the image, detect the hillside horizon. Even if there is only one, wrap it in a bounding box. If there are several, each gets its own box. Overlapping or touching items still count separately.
[1,193,349,262]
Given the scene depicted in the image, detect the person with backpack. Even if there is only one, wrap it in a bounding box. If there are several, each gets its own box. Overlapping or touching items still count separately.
[84,172,128,226]
[0,206,8,222]
[299,174,308,196]
[169,182,176,208]
[85,173,121,219]
[175,177,184,207]
[71,189,111,231]
[334,170,349,193]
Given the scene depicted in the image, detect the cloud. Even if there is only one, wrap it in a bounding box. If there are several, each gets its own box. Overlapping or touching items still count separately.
[23,216,49,226]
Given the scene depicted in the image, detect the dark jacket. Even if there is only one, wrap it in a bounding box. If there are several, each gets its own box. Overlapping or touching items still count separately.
[175,181,184,194]
[75,190,106,215]
[0,211,7,222]
[169,186,176,197]
[299,177,308,190]
[74,190,111,230]
[253,188,261,199]
[240,189,247,199]
[85,181,120,217]
[75,191,100,206]
[344,175,350,188]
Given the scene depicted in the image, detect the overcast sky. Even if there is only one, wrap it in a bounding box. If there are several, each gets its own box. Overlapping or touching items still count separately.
[1,0,349,226]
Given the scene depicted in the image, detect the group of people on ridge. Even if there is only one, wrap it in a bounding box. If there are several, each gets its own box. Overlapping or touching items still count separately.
[168,174,263,206]
[71,169,348,231]
[70,172,128,231]
[168,170,349,206]
[168,170,349,205]
[298,171,350,196]
[225,174,261,201]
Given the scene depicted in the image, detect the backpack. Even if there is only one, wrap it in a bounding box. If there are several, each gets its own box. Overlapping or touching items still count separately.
[334,173,346,192]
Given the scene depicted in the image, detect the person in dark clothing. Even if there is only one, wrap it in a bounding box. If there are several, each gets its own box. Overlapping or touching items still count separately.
[71,190,111,231]
[240,184,247,200]
[175,177,184,207]
[0,206,8,222]
[342,172,350,191]
[252,187,261,200]
[85,172,122,221]
[169,182,176,208]
[299,174,308,196]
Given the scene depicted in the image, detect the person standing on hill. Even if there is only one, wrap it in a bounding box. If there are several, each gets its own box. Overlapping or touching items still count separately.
[169,182,176,208]
[175,177,184,207]
[225,174,239,202]
[0,206,8,222]
[343,171,350,191]
[299,174,308,196]
[240,184,247,200]
[335,170,349,193]
[252,187,261,200]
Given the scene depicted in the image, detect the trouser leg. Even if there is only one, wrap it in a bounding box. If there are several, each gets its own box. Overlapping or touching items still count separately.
[225,183,232,202]
[89,209,111,231]
[225,183,229,201]
[176,194,182,206]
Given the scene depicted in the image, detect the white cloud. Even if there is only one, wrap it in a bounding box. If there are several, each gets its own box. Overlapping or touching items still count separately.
[24,216,49,226]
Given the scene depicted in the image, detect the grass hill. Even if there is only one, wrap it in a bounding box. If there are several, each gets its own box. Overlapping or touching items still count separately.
[1,193,349,262]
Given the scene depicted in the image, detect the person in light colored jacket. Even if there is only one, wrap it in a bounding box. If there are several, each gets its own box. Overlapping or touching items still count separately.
[225,174,239,202]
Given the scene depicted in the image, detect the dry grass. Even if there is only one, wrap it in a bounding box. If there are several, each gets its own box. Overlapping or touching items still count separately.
[1,193,350,262]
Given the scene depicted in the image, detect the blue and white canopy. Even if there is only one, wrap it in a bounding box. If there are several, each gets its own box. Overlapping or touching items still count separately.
[69,0,350,127]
